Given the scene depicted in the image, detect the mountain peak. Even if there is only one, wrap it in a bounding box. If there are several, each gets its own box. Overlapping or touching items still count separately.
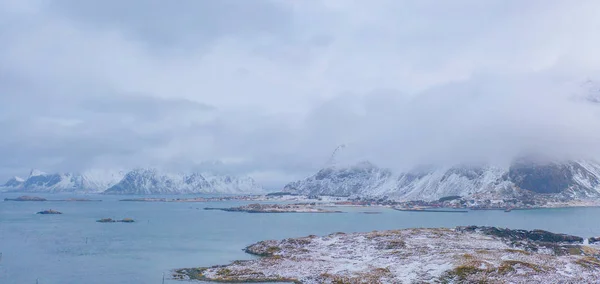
[29,169,47,178]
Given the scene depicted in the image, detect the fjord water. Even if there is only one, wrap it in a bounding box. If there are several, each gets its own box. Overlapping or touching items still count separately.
[1,193,600,284]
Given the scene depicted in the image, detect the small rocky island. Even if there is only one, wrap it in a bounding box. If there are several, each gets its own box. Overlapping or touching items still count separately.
[5,196,47,201]
[4,196,100,202]
[174,226,600,283]
[205,203,343,213]
[96,218,135,223]
[63,198,101,202]
[36,209,62,214]
[119,195,265,202]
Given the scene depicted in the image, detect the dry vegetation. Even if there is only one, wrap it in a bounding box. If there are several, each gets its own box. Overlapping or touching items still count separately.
[174,227,600,283]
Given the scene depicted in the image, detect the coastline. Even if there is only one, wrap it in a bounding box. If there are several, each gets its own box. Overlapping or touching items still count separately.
[173,226,600,283]
[205,203,344,214]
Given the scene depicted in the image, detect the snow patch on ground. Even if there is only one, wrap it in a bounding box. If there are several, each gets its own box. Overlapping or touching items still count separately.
[177,227,600,283]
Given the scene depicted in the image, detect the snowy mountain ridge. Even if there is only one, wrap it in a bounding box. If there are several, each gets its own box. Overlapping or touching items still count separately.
[2,168,264,194]
[1,169,126,193]
[283,159,600,201]
[103,168,264,194]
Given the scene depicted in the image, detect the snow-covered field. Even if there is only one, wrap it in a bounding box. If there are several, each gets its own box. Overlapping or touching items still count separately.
[175,227,600,283]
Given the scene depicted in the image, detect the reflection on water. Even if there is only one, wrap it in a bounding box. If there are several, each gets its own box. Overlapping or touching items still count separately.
[1,193,599,284]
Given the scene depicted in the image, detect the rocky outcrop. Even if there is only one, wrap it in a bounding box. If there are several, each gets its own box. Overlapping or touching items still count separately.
[457,226,584,243]
[96,218,135,223]
[4,196,47,201]
[36,209,62,214]
[174,226,600,283]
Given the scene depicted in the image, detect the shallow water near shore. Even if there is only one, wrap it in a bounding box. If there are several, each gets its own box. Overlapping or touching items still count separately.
[1,193,600,284]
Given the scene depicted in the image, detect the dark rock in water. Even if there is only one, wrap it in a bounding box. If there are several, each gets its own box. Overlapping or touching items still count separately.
[457,226,583,243]
[65,198,101,202]
[589,237,600,244]
[4,196,47,201]
[37,209,62,214]
[97,218,135,223]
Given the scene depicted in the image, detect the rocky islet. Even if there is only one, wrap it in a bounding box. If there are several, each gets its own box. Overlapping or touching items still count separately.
[96,218,135,223]
[36,209,62,214]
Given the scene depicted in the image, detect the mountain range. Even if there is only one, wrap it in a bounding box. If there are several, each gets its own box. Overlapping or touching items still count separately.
[1,168,263,194]
[104,168,263,194]
[6,157,600,200]
[283,159,600,201]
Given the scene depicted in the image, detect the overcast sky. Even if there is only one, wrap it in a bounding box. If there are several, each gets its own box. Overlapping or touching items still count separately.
[2,0,600,188]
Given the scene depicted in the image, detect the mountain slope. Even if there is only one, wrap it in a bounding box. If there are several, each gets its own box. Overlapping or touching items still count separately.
[283,160,600,201]
[2,169,125,193]
[283,161,393,197]
[103,168,264,195]
[4,176,25,187]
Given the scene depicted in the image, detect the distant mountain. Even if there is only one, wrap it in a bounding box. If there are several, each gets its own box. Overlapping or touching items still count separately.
[2,168,265,195]
[283,161,394,197]
[103,168,264,195]
[4,176,25,187]
[283,159,600,201]
[1,169,124,193]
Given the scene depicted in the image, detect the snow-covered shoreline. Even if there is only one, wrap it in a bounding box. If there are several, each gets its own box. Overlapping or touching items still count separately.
[174,226,600,283]
[207,203,344,213]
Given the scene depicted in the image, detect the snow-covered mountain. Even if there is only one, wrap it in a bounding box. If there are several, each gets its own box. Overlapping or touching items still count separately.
[103,168,264,195]
[2,168,265,194]
[1,169,125,193]
[283,159,600,201]
[4,176,25,187]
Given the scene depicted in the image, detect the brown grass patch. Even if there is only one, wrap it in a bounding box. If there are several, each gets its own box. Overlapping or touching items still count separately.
[575,256,600,269]
[498,260,544,274]
[504,249,532,255]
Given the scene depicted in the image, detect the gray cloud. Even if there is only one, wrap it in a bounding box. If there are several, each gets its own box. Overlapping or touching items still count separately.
[2,0,600,189]
[45,0,294,50]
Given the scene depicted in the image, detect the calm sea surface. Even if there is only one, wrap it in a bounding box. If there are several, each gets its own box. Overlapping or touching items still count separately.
[1,192,600,284]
